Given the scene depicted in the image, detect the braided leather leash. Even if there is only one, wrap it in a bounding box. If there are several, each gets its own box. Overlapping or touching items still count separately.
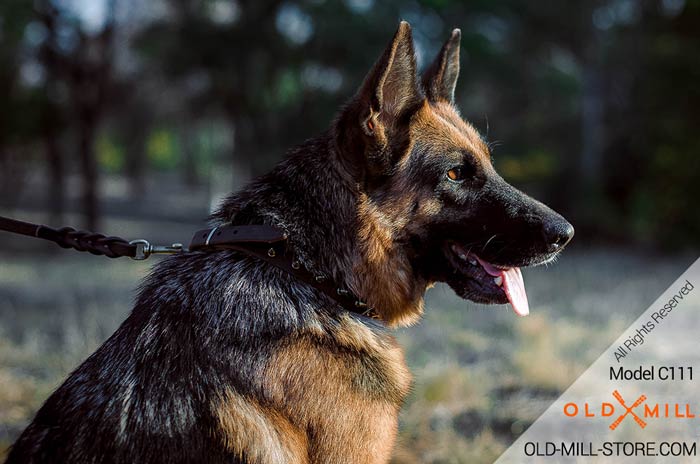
[0,215,379,319]
[0,216,141,258]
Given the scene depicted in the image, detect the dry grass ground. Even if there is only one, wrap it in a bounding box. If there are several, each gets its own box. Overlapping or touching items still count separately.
[0,246,693,462]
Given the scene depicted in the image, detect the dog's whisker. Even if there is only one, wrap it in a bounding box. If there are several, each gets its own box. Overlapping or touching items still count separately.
[481,234,499,251]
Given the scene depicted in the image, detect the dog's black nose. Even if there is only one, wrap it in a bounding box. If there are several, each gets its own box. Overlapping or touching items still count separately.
[542,219,574,251]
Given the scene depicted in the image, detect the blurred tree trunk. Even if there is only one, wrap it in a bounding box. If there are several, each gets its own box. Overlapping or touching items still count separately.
[181,121,198,188]
[39,4,65,226]
[0,68,17,204]
[572,16,606,221]
[124,100,148,198]
[125,131,147,198]
[69,2,116,231]
[78,114,99,230]
[0,141,8,204]
[44,122,64,226]
[231,114,254,189]
[575,60,605,222]
[580,65,604,187]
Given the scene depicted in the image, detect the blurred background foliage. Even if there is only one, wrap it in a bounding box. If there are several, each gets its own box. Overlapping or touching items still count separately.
[1,2,699,462]
[0,0,698,248]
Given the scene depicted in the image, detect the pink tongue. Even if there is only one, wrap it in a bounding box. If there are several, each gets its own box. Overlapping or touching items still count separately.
[502,267,529,316]
[475,257,530,317]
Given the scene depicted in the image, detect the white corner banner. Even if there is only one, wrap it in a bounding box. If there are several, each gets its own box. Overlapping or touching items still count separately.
[495,257,700,463]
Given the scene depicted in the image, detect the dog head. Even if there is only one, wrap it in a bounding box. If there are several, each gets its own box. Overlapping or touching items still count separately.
[335,22,573,326]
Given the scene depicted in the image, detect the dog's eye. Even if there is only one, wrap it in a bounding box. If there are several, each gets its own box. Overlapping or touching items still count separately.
[446,167,466,183]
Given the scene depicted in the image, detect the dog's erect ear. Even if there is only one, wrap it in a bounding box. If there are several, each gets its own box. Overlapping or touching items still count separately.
[355,21,421,138]
[336,22,422,176]
[422,29,461,104]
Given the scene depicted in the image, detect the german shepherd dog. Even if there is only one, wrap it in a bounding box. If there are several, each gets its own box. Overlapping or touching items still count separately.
[6,22,573,463]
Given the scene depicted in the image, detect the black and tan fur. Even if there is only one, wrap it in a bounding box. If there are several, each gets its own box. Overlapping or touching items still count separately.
[6,22,572,463]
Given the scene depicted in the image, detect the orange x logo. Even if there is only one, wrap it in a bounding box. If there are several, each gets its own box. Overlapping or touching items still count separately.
[609,390,647,430]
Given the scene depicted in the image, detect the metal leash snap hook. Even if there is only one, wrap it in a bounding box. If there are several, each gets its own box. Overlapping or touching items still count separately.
[130,239,151,260]
[130,240,185,260]
[151,243,185,255]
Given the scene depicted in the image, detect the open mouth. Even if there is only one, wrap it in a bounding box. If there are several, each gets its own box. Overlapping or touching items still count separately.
[444,242,530,317]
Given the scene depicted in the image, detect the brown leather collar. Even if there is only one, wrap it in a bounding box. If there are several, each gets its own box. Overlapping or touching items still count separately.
[189,224,380,320]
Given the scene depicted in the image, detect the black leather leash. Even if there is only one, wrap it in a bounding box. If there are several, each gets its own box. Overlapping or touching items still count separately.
[0,215,378,319]
[0,215,143,258]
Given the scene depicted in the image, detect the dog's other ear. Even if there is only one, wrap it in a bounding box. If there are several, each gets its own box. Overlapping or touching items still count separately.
[422,28,461,104]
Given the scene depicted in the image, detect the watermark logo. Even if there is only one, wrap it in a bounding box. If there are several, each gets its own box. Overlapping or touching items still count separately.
[563,391,695,430]
[609,390,647,430]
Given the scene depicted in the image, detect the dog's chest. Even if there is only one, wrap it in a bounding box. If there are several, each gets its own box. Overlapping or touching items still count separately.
[262,325,411,462]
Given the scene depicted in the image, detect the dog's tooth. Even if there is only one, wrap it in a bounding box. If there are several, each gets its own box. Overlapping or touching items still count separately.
[458,253,467,261]
[494,276,503,286]
[468,258,477,266]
